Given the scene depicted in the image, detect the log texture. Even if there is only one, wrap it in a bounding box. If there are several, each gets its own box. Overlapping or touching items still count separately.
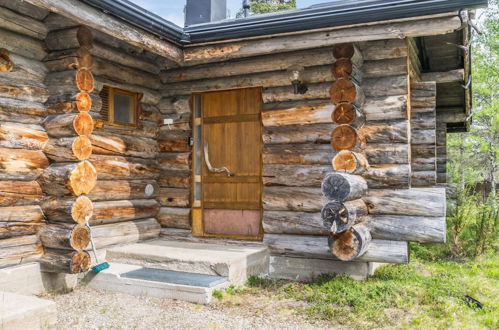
[0,181,42,206]
[157,207,190,229]
[328,224,372,261]
[39,249,90,273]
[38,224,90,250]
[365,215,446,243]
[91,199,160,225]
[321,199,367,233]
[87,180,158,201]
[321,173,368,201]
[89,218,160,249]
[263,211,328,236]
[38,161,97,196]
[263,186,325,212]
[0,235,43,268]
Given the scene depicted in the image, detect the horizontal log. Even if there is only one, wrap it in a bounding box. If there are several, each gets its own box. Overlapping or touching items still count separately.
[160,227,191,239]
[363,75,408,97]
[263,123,333,144]
[362,57,407,78]
[263,82,330,103]
[411,129,436,145]
[41,196,93,224]
[89,218,161,249]
[263,186,325,212]
[262,102,332,127]
[361,120,408,143]
[361,164,411,189]
[263,164,330,187]
[43,113,94,137]
[263,144,332,165]
[0,6,47,39]
[91,199,160,225]
[411,111,436,130]
[411,157,436,172]
[39,249,90,274]
[157,207,190,229]
[183,15,460,64]
[321,199,367,233]
[0,76,49,103]
[0,0,49,20]
[91,41,160,74]
[263,211,328,236]
[0,27,46,60]
[363,95,407,121]
[158,96,191,114]
[0,235,43,268]
[411,144,435,159]
[0,205,45,238]
[411,171,437,187]
[365,215,445,243]
[360,39,408,61]
[157,152,191,171]
[421,69,464,83]
[332,150,369,174]
[44,136,93,162]
[37,161,97,196]
[263,234,408,263]
[322,173,367,202]
[1,52,47,82]
[44,48,92,73]
[38,223,90,250]
[88,180,158,201]
[94,76,160,105]
[45,26,92,51]
[43,12,79,31]
[0,97,46,124]
[96,120,158,139]
[140,103,163,123]
[0,122,48,150]
[0,148,49,180]
[46,91,100,114]
[328,224,371,261]
[158,188,190,207]
[0,181,42,206]
[90,134,158,159]
[89,154,160,180]
[363,188,446,216]
[364,143,409,164]
[158,170,191,188]
[158,130,191,152]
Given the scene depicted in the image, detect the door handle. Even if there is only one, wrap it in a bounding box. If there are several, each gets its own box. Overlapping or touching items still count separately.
[204,142,235,177]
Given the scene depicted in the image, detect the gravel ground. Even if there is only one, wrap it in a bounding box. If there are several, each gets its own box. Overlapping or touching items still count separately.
[43,287,335,329]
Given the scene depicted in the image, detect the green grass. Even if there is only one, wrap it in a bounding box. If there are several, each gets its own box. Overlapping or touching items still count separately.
[246,255,498,329]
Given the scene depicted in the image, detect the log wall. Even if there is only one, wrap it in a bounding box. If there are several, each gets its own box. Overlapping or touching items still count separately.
[0,3,49,268]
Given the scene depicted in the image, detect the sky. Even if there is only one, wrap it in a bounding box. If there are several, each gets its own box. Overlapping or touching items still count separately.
[130,0,327,27]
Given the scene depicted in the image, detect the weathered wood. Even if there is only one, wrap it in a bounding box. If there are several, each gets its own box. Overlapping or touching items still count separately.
[363,188,446,216]
[0,148,49,180]
[89,155,160,180]
[262,101,332,127]
[0,0,50,20]
[0,27,46,61]
[332,150,369,174]
[43,12,79,31]
[421,69,464,83]
[0,122,48,150]
[90,134,158,159]
[0,235,43,268]
[44,136,93,162]
[361,164,411,189]
[41,196,93,224]
[91,199,160,225]
[91,41,160,74]
[25,0,182,62]
[330,78,364,106]
[0,5,47,39]
[0,205,45,238]
[263,186,325,212]
[362,57,408,78]
[46,91,99,114]
[263,144,332,165]
[412,129,436,145]
[158,96,191,114]
[158,130,191,152]
[88,180,158,201]
[364,143,409,164]
[0,76,49,103]
[263,123,333,144]
[321,199,367,233]
[2,52,47,81]
[38,223,90,250]
[263,211,328,236]
[45,26,92,51]
[322,172,368,202]
[363,75,408,97]
[263,165,330,187]
[39,249,90,274]
[360,39,408,61]
[38,161,97,196]
[43,113,94,137]
[0,49,13,72]
[158,170,191,188]
[157,207,190,229]
[263,82,330,103]
[44,48,92,72]
[411,111,436,130]
[0,98,46,124]
[365,215,446,243]
[331,59,363,82]
[331,124,361,151]
[363,95,407,121]
[332,103,364,126]
[157,152,191,171]
[332,43,364,66]
[158,188,190,208]
[361,120,408,143]
[0,181,42,206]
[95,120,158,139]
[89,218,160,249]
[183,15,461,64]
[263,234,408,263]
[411,171,437,187]
[328,224,371,261]
[45,69,95,95]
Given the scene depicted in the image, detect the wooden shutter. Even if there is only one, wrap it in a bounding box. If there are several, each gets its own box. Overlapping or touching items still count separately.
[100,85,110,122]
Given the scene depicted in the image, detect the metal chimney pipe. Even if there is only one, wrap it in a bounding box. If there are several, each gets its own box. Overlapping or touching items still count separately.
[243,0,250,17]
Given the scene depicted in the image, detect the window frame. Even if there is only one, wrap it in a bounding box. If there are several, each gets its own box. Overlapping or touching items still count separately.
[105,86,139,128]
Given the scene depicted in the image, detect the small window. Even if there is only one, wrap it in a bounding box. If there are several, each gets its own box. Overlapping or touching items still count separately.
[100,85,139,127]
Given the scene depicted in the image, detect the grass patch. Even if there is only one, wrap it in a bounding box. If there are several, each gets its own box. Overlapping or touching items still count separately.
[247,255,498,328]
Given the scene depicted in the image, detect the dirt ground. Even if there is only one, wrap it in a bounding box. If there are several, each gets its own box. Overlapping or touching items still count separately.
[43,287,335,330]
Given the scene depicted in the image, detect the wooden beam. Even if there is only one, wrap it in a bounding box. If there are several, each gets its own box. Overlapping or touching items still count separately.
[24,0,183,63]
[421,69,464,83]
[437,107,466,123]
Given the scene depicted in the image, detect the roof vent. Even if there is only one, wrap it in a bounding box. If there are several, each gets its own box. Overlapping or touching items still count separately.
[185,0,227,26]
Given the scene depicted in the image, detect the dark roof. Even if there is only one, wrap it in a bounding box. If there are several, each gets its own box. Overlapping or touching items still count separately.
[82,0,487,44]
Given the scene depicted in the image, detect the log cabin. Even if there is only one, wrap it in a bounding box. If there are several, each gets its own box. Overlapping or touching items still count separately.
[0,0,487,300]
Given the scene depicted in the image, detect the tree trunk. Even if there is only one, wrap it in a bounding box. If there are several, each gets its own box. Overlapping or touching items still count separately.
[41,195,93,224]
[328,224,372,261]
[38,161,97,196]
[157,207,190,229]
[38,224,90,250]
[332,150,369,174]
[321,199,367,233]
[91,199,159,225]
[321,172,368,201]
[39,249,91,274]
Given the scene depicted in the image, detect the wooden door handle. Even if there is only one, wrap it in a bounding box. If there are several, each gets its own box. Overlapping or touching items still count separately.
[204,142,235,176]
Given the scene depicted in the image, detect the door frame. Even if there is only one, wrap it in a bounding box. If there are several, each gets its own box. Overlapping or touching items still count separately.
[190,87,264,241]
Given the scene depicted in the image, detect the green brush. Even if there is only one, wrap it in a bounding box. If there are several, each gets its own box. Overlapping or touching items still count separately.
[86,217,110,273]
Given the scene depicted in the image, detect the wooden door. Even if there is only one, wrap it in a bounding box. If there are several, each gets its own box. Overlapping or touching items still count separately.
[191,88,263,240]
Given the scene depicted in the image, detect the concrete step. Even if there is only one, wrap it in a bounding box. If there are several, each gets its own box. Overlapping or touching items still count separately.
[87,263,229,304]
[0,292,57,330]
[105,239,270,284]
